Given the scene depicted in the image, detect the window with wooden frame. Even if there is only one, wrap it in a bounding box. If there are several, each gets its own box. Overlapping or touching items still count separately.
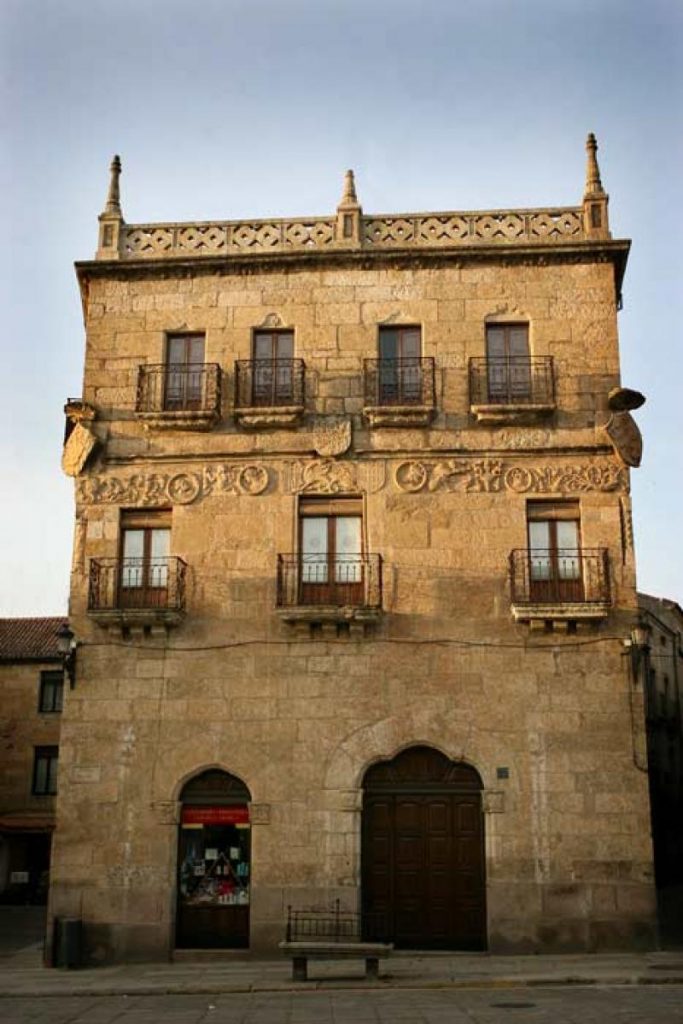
[527,501,583,602]
[39,670,63,713]
[252,330,295,405]
[378,325,422,404]
[165,334,206,410]
[119,510,171,608]
[32,746,58,796]
[485,323,531,403]
[298,497,363,605]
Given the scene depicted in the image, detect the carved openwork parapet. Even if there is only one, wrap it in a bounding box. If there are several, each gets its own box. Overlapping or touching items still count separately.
[469,357,555,425]
[234,359,305,428]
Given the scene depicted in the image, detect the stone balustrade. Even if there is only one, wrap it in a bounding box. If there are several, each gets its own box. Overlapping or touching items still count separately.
[112,207,586,261]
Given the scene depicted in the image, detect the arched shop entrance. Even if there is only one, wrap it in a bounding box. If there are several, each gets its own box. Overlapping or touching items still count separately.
[362,746,486,950]
[176,769,251,949]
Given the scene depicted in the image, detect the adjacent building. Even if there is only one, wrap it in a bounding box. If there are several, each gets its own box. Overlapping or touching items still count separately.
[49,136,656,962]
[0,618,67,905]
[639,592,683,943]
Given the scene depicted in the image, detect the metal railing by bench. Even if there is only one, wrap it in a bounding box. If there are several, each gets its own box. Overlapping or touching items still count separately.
[279,901,393,981]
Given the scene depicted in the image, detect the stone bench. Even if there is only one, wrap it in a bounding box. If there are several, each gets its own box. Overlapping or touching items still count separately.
[280,901,393,981]
[278,939,393,981]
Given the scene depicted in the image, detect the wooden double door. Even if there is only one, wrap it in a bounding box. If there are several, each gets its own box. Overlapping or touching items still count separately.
[362,747,486,950]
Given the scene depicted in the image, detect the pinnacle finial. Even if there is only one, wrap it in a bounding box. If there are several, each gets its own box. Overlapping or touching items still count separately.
[340,168,359,207]
[103,154,122,216]
[584,133,604,196]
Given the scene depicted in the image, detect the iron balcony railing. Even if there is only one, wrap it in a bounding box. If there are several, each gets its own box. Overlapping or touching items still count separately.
[136,363,222,414]
[509,548,610,605]
[276,554,383,609]
[234,359,306,409]
[364,358,435,407]
[469,356,555,406]
[88,557,187,613]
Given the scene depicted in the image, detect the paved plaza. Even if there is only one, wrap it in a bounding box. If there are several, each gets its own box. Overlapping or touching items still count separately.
[1,986,683,1024]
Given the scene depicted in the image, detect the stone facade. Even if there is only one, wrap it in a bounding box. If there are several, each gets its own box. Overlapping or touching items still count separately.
[0,618,67,904]
[638,593,683,943]
[49,138,656,963]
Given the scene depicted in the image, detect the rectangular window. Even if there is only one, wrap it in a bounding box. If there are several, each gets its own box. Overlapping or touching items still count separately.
[527,501,583,602]
[165,334,206,410]
[39,670,63,713]
[378,326,422,404]
[486,323,530,403]
[33,746,58,796]
[120,511,171,608]
[252,330,294,405]
[299,497,363,604]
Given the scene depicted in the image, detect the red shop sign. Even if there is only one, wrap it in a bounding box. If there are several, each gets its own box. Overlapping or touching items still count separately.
[181,805,250,825]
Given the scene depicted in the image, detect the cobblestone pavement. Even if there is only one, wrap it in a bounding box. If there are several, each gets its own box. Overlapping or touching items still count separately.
[1,986,683,1024]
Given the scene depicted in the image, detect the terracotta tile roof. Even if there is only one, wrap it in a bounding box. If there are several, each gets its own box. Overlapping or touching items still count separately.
[0,617,68,662]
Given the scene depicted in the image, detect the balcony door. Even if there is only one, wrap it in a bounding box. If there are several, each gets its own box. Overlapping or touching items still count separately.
[485,324,530,403]
[252,330,294,405]
[378,326,421,404]
[119,513,170,609]
[165,334,205,410]
[299,498,363,605]
[527,502,583,603]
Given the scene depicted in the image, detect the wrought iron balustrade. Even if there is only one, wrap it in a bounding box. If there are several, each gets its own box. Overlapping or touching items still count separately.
[469,357,555,406]
[285,900,390,944]
[234,359,305,409]
[509,548,610,605]
[136,363,221,414]
[276,554,382,609]
[88,557,187,613]
[364,358,435,407]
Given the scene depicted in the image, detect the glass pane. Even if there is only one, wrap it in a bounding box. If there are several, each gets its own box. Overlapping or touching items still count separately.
[486,327,506,360]
[187,336,205,363]
[167,336,187,365]
[35,757,48,793]
[274,333,293,360]
[379,329,399,360]
[150,529,170,588]
[302,518,328,583]
[335,517,361,582]
[253,333,274,360]
[528,521,550,579]
[122,530,144,587]
[508,327,529,358]
[556,520,580,579]
[400,329,421,360]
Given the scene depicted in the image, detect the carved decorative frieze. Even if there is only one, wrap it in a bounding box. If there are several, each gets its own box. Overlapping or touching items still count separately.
[493,429,551,449]
[394,458,626,494]
[283,459,385,495]
[77,463,271,506]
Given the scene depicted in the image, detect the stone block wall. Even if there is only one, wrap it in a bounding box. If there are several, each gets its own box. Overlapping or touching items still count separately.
[49,242,656,961]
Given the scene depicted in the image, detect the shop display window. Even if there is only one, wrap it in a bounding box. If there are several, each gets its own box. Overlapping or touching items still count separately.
[178,805,250,908]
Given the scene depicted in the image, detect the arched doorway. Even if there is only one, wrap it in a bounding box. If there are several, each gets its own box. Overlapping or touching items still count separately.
[362,746,486,950]
[176,769,251,949]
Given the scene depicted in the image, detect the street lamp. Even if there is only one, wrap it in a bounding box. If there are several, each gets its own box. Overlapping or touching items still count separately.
[628,620,651,685]
[56,624,77,690]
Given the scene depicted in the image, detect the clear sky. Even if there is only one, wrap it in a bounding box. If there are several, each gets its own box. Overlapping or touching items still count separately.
[1,0,681,615]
